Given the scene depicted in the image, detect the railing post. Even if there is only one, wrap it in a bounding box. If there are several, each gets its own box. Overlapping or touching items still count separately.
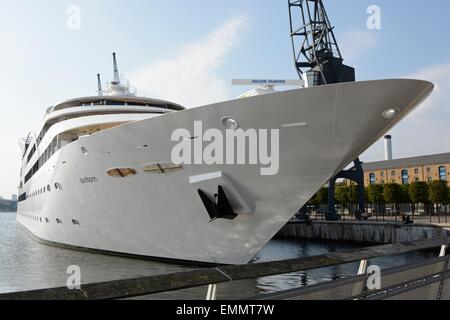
[357,259,368,275]
[206,284,217,300]
[352,259,369,299]
[439,245,447,258]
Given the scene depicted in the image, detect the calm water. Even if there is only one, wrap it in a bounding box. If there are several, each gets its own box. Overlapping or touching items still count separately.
[0,212,437,299]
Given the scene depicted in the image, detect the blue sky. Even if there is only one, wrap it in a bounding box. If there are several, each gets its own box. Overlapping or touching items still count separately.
[1,0,450,198]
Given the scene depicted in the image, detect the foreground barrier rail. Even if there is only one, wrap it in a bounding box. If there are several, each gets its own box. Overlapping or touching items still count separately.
[0,237,449,300]
[256,254,449,300]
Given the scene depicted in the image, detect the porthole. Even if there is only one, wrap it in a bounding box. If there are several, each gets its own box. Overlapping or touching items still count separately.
[221,117,240,130]
[81,147,89,156]
[55,182,63,191]
[72,219,80,226]
[45,218,49,223]
[56,218,63,224]
[382,108,400,120]
[47,185,51,192]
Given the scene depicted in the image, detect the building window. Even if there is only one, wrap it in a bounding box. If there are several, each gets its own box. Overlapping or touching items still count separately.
[402,169,409,185]
[391,171,396,176]
[427,177,433,183]
[439,166,447,181]
[427,167,431,173]
[380,172,384,178]
[369,173,376,185]
[414,169,419,174]
[414,177,419,182]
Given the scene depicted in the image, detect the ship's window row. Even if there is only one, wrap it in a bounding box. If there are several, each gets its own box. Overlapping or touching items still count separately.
[25,136,60,184]
[36,105,167,149]
[19,183,63,202]
[18,193,27,202]
[27,145,37,165]
[19,213,80,227]
[25,122,128,184]
[18,212,48,224]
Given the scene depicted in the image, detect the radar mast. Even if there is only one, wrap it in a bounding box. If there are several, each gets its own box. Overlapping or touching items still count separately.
[104,53,137,97]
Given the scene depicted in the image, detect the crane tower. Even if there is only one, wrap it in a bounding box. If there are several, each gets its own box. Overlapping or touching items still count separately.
[288,0,365,221]
[288,0,355,86]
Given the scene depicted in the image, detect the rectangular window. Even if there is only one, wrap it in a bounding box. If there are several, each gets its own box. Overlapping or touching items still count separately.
[369,173,376,185]
[402,169,409,185]
[439,166,447,181]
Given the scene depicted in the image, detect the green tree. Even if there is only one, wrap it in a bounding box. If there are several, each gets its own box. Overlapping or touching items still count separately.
[347,185,360,215]
[335,186,350,206]
[383,183,403,214]
[401,184,411,203]
[309,192,319,207]
[316,187,328,205]
[368,184,385,213]
[428,180,449,213]
[309,187,329,214]
[364,187,370,204]
[348,185,359,204]
[409,182,430,214]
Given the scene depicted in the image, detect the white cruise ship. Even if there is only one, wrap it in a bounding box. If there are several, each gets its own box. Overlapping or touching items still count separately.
[17,53,434,265]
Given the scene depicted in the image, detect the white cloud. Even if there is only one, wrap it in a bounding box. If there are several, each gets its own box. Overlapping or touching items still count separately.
[339,30,379,63]
[403,63,450,120]
[129,16,249,108]
[362,62,450,161]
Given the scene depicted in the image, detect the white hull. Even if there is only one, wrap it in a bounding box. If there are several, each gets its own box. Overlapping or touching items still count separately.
[17,79,433,265]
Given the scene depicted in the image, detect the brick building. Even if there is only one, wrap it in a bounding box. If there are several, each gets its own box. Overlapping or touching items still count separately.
[361,153,450,187]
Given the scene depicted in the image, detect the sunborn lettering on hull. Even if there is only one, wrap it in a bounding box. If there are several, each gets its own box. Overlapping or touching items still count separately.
[79,177,98,184]
[171,121,280,176]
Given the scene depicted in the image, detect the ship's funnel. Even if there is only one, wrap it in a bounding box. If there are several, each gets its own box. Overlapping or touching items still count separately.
[112,52,120,85]
[384,135,393,161]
